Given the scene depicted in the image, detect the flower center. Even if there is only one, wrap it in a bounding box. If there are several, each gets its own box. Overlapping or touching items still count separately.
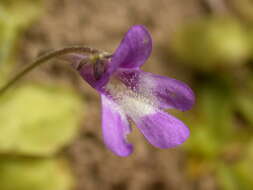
[105,76,156,120]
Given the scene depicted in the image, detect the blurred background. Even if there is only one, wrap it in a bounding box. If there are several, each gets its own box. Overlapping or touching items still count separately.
[0,0,253,190]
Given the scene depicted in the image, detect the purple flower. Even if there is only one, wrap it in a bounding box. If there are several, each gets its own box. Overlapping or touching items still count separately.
[67,25,195,156]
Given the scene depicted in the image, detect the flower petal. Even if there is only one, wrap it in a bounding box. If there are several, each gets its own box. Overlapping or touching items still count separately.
[110,25,152,70]
[101,95,133,156]
[116,70,195,111]
[134,110,190,148]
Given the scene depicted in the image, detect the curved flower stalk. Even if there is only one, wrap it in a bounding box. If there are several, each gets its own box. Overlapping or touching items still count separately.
[64,25,195,156]
[0,25,195,157]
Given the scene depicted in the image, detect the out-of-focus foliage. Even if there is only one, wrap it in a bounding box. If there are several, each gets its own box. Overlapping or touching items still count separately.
[0,0,42,29]
[0,0,43,68]
[0,157,74,190]
[172,15,253,190]
[184,77,235,159]
[0,83,83,156]
[0,1,84,190]
[234,141,253,189]
[235,89,253,126]
[216,141,253,190]
[172,17,250,70]
[217,163,239,190]
[231,0,253,23]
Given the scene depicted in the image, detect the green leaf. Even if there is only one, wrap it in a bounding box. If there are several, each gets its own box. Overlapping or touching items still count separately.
[171,17,250,70]
[0,157,74,190]
[197,79,234,140]
[236,93,253,126]
[233,141,253,189]
[184,125,220,159]
[216,163,239,190]
[184,78,235,159]
[0,0,43,68]
[0,83,84,156]
[0,0,43,29]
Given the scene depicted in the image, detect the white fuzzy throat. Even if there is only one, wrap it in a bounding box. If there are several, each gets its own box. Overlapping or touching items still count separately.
[105,77,156,120]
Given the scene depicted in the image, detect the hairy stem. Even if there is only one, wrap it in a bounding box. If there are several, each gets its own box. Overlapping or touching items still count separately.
[0,46,100,95]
